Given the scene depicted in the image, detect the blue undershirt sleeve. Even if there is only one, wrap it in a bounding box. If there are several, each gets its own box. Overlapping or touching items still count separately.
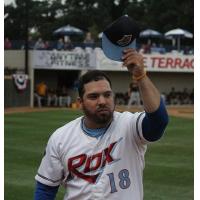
[34,181,59,200]
[142,97,169,142]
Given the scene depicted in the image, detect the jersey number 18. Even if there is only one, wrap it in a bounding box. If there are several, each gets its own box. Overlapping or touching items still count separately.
[107,169,131,193]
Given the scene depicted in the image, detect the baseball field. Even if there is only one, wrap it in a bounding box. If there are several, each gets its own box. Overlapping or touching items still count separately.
[4,107,194,200]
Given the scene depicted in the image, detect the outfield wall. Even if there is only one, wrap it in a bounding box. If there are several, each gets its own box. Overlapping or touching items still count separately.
[4,76,30,108]
[106,71,193,94]
[33,69,193,95]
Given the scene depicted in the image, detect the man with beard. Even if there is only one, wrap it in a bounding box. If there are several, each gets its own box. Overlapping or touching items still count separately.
[34,48,169,200]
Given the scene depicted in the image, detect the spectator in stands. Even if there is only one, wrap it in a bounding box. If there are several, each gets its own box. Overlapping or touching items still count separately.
[4,37,12,49]
[28,36,35,49]
[115,92,125,105]
[139,44,146,54]
[34,81,48,107]
[47,88,58,107]
[167,87,179,105]
[123,92,130,105]
[64,36,74,51]
[21,36,34,49]
[114,92,129,105]
[83,32,95,48]
[150,43,158,53]
[72,79,79,91]
[158,43,166,54]
[139,43,151,54]
[56,38,65,50]
[181,88,190,104]
[34,37,45,50]
[44,40,51,50]
[57,86,72,107]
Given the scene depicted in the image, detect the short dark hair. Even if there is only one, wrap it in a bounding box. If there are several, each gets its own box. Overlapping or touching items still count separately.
[78,70,112,98]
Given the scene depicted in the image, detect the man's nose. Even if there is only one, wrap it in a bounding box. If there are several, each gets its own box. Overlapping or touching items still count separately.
[98,95,106,104]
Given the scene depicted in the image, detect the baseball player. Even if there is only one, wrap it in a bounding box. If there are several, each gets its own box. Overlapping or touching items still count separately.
[34,48,169,200]
[127,80,141,108]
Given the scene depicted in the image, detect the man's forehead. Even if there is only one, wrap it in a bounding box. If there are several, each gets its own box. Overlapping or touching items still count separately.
[84,79,112,93]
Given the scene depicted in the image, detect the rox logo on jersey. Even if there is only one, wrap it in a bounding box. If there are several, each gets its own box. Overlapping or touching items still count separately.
[68,139,121,184]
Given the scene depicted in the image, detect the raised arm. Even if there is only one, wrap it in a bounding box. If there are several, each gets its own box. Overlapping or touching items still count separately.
[122,48,160,112]
[122,48,169,141]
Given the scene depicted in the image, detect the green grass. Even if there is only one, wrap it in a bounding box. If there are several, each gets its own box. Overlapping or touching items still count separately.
[4,110,193,200]
[144,117,194,200]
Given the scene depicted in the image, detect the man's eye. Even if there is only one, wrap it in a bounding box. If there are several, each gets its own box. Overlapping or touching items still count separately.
[88,94,98,99]
[104,92,112,98]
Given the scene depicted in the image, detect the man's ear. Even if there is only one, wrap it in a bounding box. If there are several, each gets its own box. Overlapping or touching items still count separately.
[77,97,83,109]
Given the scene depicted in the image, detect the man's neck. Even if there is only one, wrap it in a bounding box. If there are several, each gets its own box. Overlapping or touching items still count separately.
[83,117,112,129]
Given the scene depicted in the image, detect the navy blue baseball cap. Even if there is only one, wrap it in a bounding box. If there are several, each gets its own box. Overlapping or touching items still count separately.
[102,15,140,61]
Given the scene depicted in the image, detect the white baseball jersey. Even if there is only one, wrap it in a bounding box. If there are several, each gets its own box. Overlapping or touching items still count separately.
[35,111,151,200]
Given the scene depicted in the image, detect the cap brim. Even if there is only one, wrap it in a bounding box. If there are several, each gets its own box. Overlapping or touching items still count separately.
[102,33,136,62]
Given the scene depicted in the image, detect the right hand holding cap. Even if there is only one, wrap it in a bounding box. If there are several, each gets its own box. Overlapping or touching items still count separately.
[121,48,146,81]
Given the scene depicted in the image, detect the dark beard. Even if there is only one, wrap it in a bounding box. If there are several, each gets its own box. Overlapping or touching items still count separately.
[82,105,114,125]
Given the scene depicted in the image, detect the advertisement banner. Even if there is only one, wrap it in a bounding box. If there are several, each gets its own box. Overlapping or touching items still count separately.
[96,50,194,73]
[143,54,194,72]
[32,49,194,73]
[32,50,96,70]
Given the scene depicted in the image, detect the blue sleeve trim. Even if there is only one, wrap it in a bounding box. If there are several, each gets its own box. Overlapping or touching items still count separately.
[136,112,145,140]
[142,97,169,142]
[34,181,59,200]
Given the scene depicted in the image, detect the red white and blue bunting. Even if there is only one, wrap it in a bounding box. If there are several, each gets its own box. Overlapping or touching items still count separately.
[12,74,29,91]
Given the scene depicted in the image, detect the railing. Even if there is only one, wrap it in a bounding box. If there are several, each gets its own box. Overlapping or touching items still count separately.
[4,40,194,55]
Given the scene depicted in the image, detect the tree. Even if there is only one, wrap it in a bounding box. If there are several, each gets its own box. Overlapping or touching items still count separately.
[139,0,193,32]
[4,0,193,42]
[4,0,64,40]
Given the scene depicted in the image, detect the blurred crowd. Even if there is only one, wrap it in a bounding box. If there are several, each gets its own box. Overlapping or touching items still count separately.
[4,32,95,51]
[34,81,72,108]
[4,32,193,55]
[34,81,193,108]
[115,87,193,106]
